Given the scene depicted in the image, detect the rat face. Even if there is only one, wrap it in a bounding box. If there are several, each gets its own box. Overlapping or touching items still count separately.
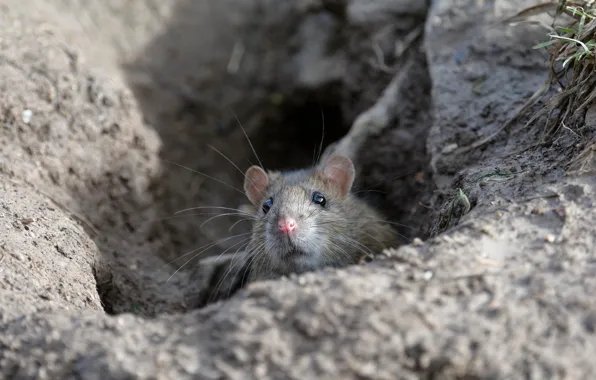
[243,155,356,275]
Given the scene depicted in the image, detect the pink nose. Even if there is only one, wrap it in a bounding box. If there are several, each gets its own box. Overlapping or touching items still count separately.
[278,217,297,233]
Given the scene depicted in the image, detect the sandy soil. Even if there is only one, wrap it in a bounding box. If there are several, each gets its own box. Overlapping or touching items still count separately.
[1,0,595,378]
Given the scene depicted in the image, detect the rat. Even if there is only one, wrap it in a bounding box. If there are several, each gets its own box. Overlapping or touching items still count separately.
[242,154,397,282]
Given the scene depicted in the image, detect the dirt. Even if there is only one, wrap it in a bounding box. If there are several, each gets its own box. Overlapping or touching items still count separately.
[1,0,595,378]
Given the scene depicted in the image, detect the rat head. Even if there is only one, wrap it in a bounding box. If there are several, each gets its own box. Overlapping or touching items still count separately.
[243,155,356,273]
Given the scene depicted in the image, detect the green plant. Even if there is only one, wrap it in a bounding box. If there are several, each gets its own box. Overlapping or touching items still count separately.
[525,2,596,136]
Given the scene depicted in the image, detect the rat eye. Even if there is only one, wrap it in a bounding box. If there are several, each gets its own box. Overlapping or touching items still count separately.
[312,191,326,207]
[262,197,273,214]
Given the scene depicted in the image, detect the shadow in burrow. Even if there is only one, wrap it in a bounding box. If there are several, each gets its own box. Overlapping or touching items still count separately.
[95,0,435,314]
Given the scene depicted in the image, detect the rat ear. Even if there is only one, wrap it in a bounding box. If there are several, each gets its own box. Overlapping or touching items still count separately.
[320,155,355,197]
[244,166,269,206]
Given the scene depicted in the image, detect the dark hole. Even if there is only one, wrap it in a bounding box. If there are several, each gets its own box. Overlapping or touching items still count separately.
[251,95,348,171]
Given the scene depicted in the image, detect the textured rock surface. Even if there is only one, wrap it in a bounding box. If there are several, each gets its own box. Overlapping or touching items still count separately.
[1,0,596,379]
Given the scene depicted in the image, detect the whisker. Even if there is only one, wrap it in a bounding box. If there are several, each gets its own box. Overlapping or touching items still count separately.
[360,230,389,250]
[314,103,326,166]
[174,206,255,217]
[330,231,377,259]
[377,220,421,232]
[240,243,266,285]
[209,241,252,303]
[199,213,253,229]
[326,240,356,266]
[166,236,248,284]
[164,159,245,196]
[208,144,266,201]
[351,169,423,194]
[343,237,376,258]
[147,212,251,224]
[229,218,251,232]
[161,232,252,271]
[202,238,253,304]
[315,217,419,234]
[353,215,421,232]
[353,189,386,195]
[211,237,251,266]
[230,110,264,169]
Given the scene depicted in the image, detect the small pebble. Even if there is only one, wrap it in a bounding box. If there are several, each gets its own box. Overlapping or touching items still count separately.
[22,109,32,124]
[20,218,35,225]
[545,234,555,243]
[12,252,24,261]
[412,237,424,246]
[423,270,433,280]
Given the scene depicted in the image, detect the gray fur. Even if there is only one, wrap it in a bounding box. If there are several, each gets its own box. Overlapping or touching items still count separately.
[244,158,396,282]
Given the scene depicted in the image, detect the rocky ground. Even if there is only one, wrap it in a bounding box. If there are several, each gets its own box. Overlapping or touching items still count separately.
[1,0,595,378]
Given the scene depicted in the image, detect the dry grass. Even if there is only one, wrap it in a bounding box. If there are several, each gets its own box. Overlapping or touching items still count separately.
[508,0,596,173]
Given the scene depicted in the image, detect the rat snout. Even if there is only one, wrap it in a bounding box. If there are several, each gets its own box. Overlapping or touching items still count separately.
[277,216,297,234]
